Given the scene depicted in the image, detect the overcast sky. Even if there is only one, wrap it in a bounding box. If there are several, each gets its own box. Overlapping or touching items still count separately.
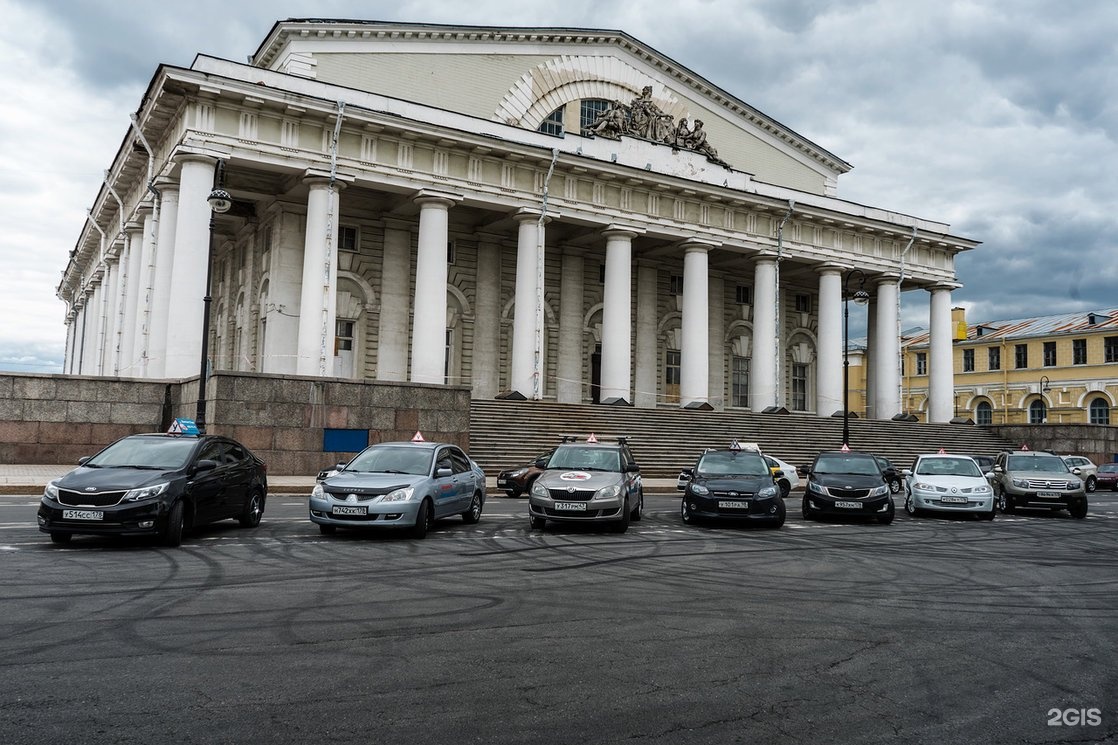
[2,0,1116,373]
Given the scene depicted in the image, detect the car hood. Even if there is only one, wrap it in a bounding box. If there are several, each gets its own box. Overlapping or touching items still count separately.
[1008,470,1080,482]
[694,476,774,493]
[811,473,884,490]
[910,475,989,490]
[56,466,178,491]
[536,469,622,491]
[323,471,425,493]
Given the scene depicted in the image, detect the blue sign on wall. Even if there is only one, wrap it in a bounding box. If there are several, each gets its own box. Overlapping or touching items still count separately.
[323,429,369,453]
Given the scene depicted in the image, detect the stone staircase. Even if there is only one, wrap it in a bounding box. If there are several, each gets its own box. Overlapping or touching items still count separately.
[468,399,1022,478]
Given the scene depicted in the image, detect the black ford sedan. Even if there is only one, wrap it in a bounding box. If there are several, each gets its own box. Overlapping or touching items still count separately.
[38,433,268,547]
[678,445,786,528]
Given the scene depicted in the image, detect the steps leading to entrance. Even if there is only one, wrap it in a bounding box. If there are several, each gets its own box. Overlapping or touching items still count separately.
[468,399,1021,478]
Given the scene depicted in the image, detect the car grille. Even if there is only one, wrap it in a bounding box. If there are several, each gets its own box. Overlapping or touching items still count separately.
[1024,479,1074,490]
[710,490,756,499]
[57,489,126,507]
[323,486,399,501]
[546,488,595,501]
[543,507,618,518]
[828,487,870,499]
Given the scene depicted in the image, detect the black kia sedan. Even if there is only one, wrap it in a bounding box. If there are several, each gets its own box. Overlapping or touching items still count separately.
[38,433,268,547]
[801,449,895,524]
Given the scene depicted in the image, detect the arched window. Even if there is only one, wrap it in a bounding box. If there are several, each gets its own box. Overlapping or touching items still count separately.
[976,401,993,425]
[1089,397,1111,425]
[538,106,564,136]
[580,99,611,130]
[1029,399,1047,424]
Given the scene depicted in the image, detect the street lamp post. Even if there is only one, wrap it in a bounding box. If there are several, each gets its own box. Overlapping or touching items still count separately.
[842,268,870,448]
[195,160,232,434]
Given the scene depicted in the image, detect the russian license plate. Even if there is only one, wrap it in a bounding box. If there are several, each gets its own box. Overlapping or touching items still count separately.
[1037,491,1060,498]
[834,501,861,509]
[941,496,968,504]
[62,510,103,520]
[718,500,749,509]
[553,502,587,511]
[332,505,367,516]
[496,478,508,487]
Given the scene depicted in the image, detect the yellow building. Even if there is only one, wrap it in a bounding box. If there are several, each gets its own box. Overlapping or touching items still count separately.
[899,308,1118,425]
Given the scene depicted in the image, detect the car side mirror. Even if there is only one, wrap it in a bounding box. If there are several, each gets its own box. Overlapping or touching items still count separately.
[193,459,218,474]
[534,458,549,469]
[992,465,1004,473]
[625,463,641,473]
[797,465,810,478]
[1072,467,1082,475]
[78,456,91,465]
[435,466,453,478]
[772,469,784,479]
[900,468,912,477]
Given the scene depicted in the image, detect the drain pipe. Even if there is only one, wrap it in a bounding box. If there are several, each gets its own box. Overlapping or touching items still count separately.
[84,212,108,375]
[896,225,916,414]
[316,101,346,376]
[129,112,160,374]
[774,199,795,408]
[533,147,560,400]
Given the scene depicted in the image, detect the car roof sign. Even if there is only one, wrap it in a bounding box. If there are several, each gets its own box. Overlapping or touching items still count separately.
[411,431,425,442]
[168,418,200,436]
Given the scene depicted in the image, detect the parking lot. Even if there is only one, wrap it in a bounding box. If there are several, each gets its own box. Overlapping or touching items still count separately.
[2,489,1116,744]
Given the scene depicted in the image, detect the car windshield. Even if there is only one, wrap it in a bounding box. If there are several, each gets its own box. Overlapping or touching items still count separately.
[1006,455,1068,472]
[547,446,620,472]
[915,457,983,478]
[814,454,881,476]
[346,446,432,475]
[696,451,769,478]
[85,437,198,469]
[1099,464,1118,473]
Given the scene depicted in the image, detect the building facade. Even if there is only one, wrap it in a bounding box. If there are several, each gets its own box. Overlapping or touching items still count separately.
[901,308,1118,425]
[58,20,977,421]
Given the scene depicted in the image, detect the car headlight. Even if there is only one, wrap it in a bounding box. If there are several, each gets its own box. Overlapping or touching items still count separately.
[808,481,827,495]
[689,483,709,496]
[381,487,415,503]
[311,483,325,499]
[868,485,889,497]
[510,468,527,478]
[757,485,777,498]
[972,485,990,494]
[122,482,170,502]
[913,482,936,492]
[531,481,549,498]
[44,480,59,501]
[595,484,622,500]
[1012,478,1029,489]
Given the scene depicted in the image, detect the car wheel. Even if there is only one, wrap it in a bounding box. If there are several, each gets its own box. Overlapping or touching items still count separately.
[1068,499,1088,519]
[49,532,71,545]
[318,523,337,535]
[411,499,433,539]
[997,489,1015,514]
[680,499,693,525]
[462,492,483,524]
[530,515,546,530]
[778,479,790,499]
[631,490,643,521]
[1085,476,1097,493]
[162,501,185,547]
[238,490,264,528]
[905,496,921,517]
[889,479,902,495]
[801,496,815,521]
[769,500,786,528]
[611,499,631,533]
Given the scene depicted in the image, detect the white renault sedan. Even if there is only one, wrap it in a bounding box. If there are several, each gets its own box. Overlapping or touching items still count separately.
[903,453,995,520]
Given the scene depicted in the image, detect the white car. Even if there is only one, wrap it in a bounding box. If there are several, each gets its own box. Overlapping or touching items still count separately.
[903,454,995,520]
[764,455,800,497]
[1062,455,1098,493]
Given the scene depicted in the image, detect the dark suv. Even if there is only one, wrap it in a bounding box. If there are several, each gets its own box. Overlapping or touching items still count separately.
[801,450,895,524]
[528,436,642,533]
[991,450,1088,518]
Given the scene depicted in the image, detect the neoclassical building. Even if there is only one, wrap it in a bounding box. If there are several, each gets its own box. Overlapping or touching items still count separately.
[58,19,978,421]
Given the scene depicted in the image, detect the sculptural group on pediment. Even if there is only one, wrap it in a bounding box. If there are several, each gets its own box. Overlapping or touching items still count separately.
[583,85,730,168]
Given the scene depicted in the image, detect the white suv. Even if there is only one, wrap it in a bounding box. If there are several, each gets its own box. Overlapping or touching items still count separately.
[1062,455,1098,493]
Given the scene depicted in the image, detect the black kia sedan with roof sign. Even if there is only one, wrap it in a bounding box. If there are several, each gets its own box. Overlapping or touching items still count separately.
[801,449,895,524]
[37,432,268,547]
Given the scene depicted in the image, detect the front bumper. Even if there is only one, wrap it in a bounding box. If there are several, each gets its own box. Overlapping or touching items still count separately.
[682,494,783,522]
[37,498,168,537]
[804,493,893,517]
[528,494,625,523]
[910,490,994,513]
[1005,490,1085,510]
[309,495,421,529]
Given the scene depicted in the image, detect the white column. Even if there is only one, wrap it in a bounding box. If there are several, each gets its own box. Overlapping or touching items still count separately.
[509,212,542,396]
[680,243,710,408]
[148,183,179,378]
[410,193,460,384]
[133,207,155,376]
[119,221,144,376]
[873,278,900,419]
[164,155,217,377]
[472,234,502,399]
[600,227,638,403]
[816,266,843,417]
[708,275,725,409]
[76,294,91,374]
[865,297,877,419]
[263,211,307,374]
[102,255,121,375]
[63,313,76,375]
[927,285,955,423]
[750,257,778,410]
[556,248,585,404]
[376,220,412,381]
[634,261,658,408]
[296,178,343,376]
